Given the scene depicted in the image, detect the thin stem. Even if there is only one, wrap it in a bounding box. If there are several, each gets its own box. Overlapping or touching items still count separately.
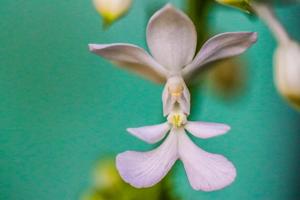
[251,2,290,45]
[186,0,211,48]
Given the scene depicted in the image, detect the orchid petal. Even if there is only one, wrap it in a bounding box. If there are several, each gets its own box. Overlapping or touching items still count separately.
[116,132,178,188]
[127,122,170,144]
[146,4,197,71]
[183,32,257,78]
[89,43,167,83]
[185,121,230,139]
[178,82,190,115]
[162,84,176,116]
[178,132,236,191]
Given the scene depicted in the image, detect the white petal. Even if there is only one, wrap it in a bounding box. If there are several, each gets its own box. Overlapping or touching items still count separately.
[162,83,176,116]
[127,122,170,144]
[146,4,197,71]
[185,121,230,139]
[89,43,167,83]
[183,32,257,78]
[116,132,178,188]
[178,81,190,115]
[178,132,236,191]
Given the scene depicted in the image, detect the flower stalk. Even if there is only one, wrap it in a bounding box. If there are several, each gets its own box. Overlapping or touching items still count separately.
[251,2,290,45]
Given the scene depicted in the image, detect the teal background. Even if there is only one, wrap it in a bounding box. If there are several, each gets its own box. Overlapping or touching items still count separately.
[0,0,300,199]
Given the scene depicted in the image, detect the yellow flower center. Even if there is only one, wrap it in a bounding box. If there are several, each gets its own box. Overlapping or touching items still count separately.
[168,112,186,128]
[172,114,181,128]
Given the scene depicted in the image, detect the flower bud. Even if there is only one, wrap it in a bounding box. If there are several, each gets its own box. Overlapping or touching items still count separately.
[92,0,132,25]
[215,0,253,13]
[274,40,300,110]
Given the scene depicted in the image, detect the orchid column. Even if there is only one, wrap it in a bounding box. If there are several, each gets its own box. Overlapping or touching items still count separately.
[89,4,257,191]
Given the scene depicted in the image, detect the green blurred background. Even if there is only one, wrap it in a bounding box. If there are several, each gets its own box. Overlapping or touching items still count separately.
[1,0,300,199]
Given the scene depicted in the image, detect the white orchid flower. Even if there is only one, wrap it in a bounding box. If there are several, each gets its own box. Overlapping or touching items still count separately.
[93,0,132,25]
[251,2,300,109]
[89,4,258,116]
[116,108,236,191]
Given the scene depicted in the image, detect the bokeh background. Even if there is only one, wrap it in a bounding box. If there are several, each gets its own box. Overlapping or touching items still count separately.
[1,0,300,199]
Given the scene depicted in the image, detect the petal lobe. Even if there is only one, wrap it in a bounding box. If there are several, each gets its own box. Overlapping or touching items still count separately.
[127,122,170,144]
[116,132,178,188]
[178,132,236,191]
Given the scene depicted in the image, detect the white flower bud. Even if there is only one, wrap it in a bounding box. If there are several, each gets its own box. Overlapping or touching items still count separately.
[92,0,132,25]
[251,2,300,110]
[274,40,300,109]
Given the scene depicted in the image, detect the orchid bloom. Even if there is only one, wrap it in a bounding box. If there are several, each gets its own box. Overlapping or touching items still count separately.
[116,107,235,191]
[89,4,258,116]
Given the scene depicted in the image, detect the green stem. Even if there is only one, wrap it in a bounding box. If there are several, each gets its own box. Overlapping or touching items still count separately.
[185,0,212,48]
[185,0,212,118]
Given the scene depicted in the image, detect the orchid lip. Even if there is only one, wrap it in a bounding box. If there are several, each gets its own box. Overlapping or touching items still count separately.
[117,121,235,191]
